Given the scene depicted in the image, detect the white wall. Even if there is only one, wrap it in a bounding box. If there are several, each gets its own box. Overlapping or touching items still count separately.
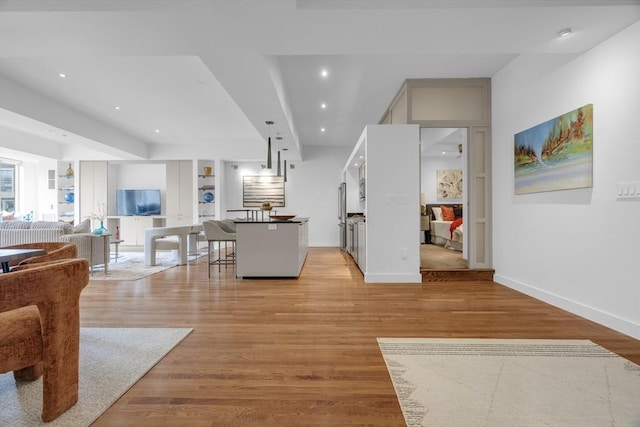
[222,145,351,247]
[492,22,640,339]
[365,125,422,283]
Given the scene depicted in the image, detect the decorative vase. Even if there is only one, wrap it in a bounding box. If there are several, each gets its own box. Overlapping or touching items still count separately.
[93,220,108,235]
[203,166,212,176]
[64,191,74,203]
[203,191,214,203]
[66,162,74,176]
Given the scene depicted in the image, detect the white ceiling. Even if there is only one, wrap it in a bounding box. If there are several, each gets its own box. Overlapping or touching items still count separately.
[0,0,638,162]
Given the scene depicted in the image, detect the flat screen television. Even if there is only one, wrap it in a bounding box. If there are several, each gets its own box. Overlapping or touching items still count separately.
[116,189,161,216]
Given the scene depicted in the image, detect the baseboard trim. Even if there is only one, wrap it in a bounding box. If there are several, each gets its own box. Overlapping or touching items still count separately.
[495,274,640,340]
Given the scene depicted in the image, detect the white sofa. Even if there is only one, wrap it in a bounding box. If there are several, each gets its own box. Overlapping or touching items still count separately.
[0,220,108,269]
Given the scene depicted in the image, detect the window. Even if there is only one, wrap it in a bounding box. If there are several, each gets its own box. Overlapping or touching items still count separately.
[0,161,18,212]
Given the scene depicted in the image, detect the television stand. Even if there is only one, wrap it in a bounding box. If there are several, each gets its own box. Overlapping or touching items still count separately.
[106,216,166,246]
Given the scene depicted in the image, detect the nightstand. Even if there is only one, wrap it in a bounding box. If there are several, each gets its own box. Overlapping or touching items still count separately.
[420,215,431,244]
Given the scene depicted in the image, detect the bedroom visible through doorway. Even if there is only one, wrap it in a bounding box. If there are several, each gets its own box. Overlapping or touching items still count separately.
[420,128,468,270]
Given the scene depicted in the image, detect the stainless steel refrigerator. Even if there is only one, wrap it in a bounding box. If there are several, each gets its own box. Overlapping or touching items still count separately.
[338,182,347,251]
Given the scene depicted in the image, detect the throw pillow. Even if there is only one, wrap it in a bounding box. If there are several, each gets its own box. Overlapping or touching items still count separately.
[74,218,91,234]
[454,205,463,219]
[1,211,14,221]
[441,205,456,221]
[431,207,443,221]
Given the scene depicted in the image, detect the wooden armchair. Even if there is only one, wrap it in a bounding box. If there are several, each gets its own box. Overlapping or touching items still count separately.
[0,258,89,421]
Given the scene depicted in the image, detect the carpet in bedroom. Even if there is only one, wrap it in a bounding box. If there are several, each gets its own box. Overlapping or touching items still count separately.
[421,243,467,269]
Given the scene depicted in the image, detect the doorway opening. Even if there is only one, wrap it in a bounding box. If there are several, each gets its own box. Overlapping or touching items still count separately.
[420,128,468,270]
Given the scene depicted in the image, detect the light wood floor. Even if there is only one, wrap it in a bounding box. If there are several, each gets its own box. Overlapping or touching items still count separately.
[81,247,640,426]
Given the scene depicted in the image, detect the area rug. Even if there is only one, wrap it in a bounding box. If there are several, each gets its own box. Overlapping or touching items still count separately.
[0,327,192,426]
[378,338,640,427]
[90,251,180,281]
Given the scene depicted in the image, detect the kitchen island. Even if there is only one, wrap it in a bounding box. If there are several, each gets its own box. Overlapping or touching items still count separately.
[234,218,308,278]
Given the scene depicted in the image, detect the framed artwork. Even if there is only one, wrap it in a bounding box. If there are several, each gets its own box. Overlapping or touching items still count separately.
[437,169,463,199]
[243,175,285,207]
[514,104,593,195]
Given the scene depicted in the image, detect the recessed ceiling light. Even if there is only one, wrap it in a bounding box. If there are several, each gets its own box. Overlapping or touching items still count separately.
[58,73,66,78]
[558,28,573,38]
[320,127,325,132]
[354,163,358,167]
[442,151,446,155]
[320,69,328,78]
[321,103,326,109]
[115,106,120,110]
[155,129,160,133]
[359,155,363,159]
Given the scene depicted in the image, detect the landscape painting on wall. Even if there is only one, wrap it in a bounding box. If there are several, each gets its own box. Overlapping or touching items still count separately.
[436,169,463,199]
[243,176,285,207]
[514,104,593,195]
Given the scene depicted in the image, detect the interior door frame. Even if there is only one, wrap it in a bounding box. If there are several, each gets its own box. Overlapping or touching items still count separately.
[381,78,492,269]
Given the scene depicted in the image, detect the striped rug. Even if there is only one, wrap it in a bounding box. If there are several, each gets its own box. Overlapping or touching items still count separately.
[378,338,640,426]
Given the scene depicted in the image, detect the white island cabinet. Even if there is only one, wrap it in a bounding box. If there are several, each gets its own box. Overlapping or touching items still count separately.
[235,219,309,278]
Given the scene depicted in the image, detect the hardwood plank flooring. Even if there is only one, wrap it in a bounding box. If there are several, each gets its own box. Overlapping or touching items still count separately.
[80,247,640,426]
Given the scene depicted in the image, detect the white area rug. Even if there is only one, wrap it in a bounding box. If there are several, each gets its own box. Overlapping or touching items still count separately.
[0,327,192,426]
[91,251,179,281]
[378,338,640,427]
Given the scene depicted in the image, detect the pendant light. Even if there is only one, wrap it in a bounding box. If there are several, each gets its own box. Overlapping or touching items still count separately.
[276,136,283,177]
[265,121,273,169]
[282,148,288,182]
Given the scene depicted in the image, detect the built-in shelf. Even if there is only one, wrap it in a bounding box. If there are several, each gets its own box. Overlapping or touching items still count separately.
[197,160,216,222]
[57,161,75,222]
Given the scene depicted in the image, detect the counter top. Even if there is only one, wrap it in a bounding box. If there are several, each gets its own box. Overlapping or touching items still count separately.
[234,217,309,224]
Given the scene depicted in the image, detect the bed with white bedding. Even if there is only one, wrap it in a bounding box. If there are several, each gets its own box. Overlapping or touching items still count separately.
[430,220,463,251]
[427,205,463,251]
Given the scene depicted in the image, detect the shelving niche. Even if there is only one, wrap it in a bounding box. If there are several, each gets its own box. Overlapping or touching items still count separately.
[57,161,76,223]
[197,160,216,222]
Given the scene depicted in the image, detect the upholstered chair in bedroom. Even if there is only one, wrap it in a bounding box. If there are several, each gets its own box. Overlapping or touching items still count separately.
[1,241,77,269]
[0,258,90,421]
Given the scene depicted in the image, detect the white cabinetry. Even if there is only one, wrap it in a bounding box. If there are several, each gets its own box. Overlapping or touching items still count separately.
[298,220,309,272]
[236,220,309,278]
[79,161,108,228]
[165,160,193,227]
[357,221,366,273]
[107,216,166,246]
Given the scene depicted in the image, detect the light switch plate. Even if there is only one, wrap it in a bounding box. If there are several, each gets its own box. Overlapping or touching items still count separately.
[617,181,640,200]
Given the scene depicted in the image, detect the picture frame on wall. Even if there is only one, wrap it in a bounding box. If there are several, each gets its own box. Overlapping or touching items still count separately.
[514,104,593,195]
[243,175,285,207]
[436,169,463,199]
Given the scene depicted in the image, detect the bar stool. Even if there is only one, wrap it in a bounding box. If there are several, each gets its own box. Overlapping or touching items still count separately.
[202,220,236,277]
